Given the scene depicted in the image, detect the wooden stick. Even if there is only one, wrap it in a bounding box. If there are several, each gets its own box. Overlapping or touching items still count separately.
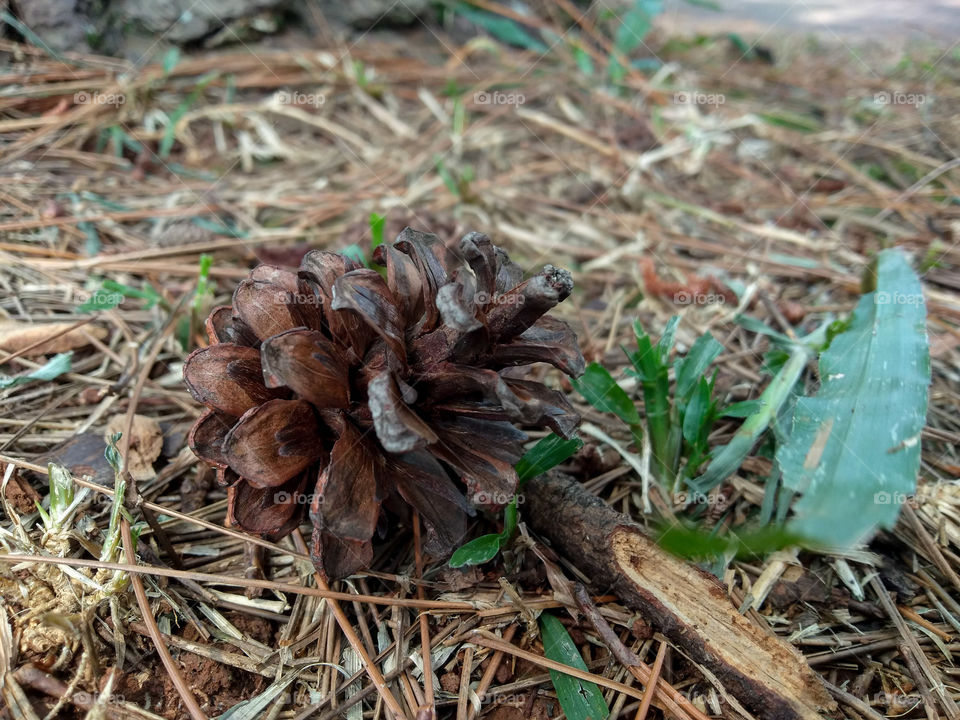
[524,472,835,720]
[115,313,208,720]
[456,646,474,720]
[466,624,517,720]
[413,514,436,719]
[635,641,667,720]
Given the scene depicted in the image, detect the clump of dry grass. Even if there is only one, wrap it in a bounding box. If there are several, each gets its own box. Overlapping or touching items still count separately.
[0,13,959,720]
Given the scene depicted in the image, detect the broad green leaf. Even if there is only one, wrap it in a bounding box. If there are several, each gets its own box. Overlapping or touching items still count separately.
[539,613,609,720]
[193,254,214,310]
[0,352,73,389]
[726,32,752,55]
[779,249,930,547]
[675,331,723,400]
[455,4,548,52]
[626,319,675,481]
[448,534,502,568]
[608,57,626,85]
[625,317,675,382]
[572,363,641,426]
[77,288,121,313]
[516,433,583,486]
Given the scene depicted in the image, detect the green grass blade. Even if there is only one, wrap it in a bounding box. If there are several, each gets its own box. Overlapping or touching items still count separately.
[572,363,641,426]
[693,344,810,490]
[516,433,583,486]
[539,613,609,720]
[779,249,930,547]
[654,314,679,363]
[656,522,802,561]
[675,331,723,400]
[681,376,712,445]
[627,319,675,481]
[159,71,219,158]
[369,212,386,250]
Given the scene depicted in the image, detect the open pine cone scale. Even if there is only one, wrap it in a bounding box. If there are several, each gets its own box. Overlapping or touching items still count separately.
[184,228,585,580]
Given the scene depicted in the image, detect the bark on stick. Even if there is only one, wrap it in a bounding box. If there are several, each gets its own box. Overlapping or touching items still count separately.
[525,472,835,720]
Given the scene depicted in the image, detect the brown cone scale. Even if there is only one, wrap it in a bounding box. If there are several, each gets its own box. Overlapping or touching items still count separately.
[183,228,585,580]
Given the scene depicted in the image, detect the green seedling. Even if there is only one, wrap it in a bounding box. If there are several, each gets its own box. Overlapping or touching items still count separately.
[449,433,583,567]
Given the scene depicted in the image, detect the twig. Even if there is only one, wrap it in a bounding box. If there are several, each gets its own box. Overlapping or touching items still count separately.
[116,315,207,720]
[635,641,667,720]
[413,513,435,719]
[573,583,641,666]
[822,679,889,720]
[456,646,474,720]
[466,624,517,720]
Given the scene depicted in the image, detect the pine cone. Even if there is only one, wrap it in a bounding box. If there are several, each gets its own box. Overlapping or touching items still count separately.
[184,228,585,580]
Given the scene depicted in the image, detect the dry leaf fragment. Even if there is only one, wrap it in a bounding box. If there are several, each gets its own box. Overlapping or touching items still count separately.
[0,322,107,356]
